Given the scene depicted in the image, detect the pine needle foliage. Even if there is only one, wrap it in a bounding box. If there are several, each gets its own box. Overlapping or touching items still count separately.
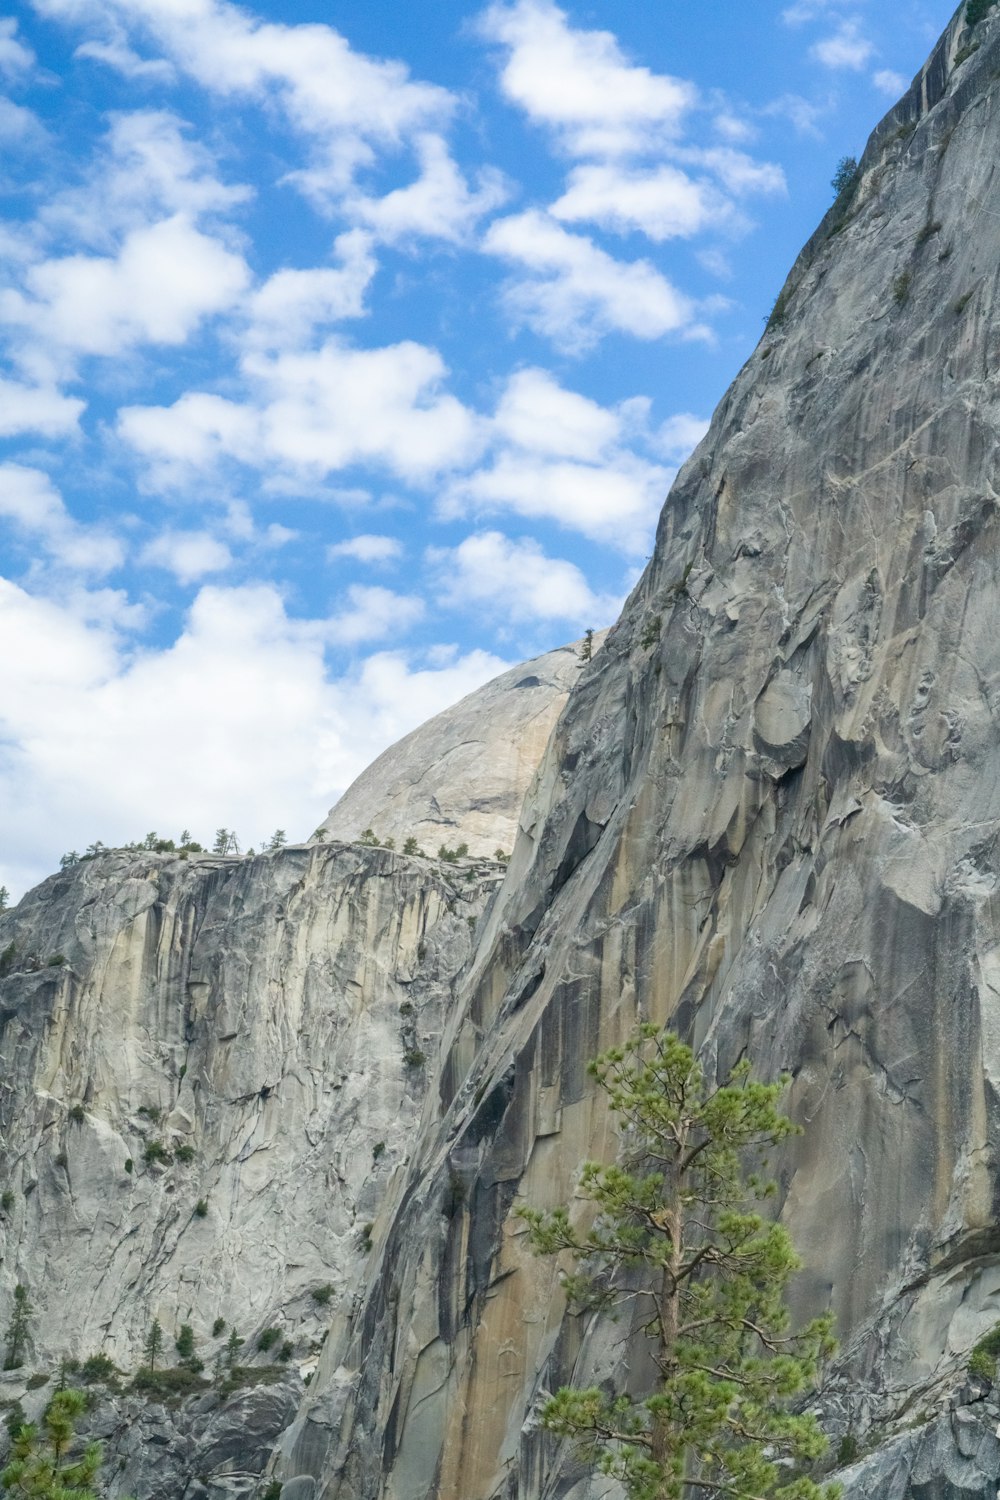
[1,1389,101,1500]
[518,1025,838,1500]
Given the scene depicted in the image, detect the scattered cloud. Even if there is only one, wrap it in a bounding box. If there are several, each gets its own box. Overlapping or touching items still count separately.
[0,463,124,574]
[327,534,403,564]
[36,0,456,204]
[242,230,377,351]
[873,68,907,96]
[348,133,509,244]
[492,366,620,460]
[119,337,484,486]
[551,162,732,241]
[0,17,35,76]
[811,22,875,71]
[1,214,250,379]
[0,378,86,437]
[141,529,234,583]
[653,413,710,462]
[761,93,827,137]
[327,583,424,644]
[75,25,176,82]
[483,210,696,350]
[427,529,619,624]
[477,0,695,156]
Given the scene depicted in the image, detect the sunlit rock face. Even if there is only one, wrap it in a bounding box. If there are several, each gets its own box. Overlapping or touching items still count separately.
[0,840,501,1497]
[272,7,1000,1499]
[315,639,601,861]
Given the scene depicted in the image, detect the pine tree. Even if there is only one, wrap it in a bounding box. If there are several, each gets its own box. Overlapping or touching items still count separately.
[519,1026,838,1500]
[1,1389,101,1500]
[225,1328,243,1369]
[266,830,286,852]
[0,886,9,913]
[580,627,594,662]
[175,1323,195,1361]
[4,1285,31,1370]
[143,1318,163,1372]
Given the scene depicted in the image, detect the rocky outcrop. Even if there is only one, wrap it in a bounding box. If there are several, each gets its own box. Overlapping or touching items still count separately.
[0,839,502,1494]
[315,638,601,859]
[271,6,1000,1499]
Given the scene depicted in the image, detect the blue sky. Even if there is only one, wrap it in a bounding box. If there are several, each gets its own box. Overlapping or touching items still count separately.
[0,0,956,897]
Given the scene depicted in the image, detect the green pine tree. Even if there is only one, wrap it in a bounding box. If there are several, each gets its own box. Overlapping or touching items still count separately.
[143,1318,163,1372]
[3,1285,31,1371]
[1,1388,101,1500]
[518,1025,838,1500]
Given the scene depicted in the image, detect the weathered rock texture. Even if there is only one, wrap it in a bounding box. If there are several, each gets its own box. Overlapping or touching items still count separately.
[5,7,1000,1500]
[272,7,1000,1500]
[315,638,601,859]
[0,841,502,1494]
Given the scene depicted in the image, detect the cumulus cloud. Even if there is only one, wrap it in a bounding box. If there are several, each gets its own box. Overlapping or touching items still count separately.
[140,529,234,583]
[119,337,483,486]
[242,230,377,351]
[492,366,620,460]
[427,529,619,625]
[327,583,424,644]
[0,378,85,437]
[477,0,695,156]
[1,214,250,378]
[483,210,696,350]
[327,534,403,564]
[0,576,507,896]
[811,22,875,70]
[551,163,732,241]
[653,412,710,461]
[35,0,455,203]
[347,133,508,244]
[0,464,124,574]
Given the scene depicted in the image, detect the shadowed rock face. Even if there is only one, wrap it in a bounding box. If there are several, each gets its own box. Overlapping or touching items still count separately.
[315,639,602,860]
[272,7,1000,1499]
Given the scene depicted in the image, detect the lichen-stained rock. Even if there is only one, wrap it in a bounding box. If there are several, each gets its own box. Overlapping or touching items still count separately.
[0,840,499,1390]
[315,638,603,861]
[272,7,1000,1500]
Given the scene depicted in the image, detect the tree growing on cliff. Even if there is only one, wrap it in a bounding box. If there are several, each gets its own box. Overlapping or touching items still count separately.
[519,1026,838,1500]
[143,1319,163,1371]
[1,1388,101,1500]
[3,1285,32,1371]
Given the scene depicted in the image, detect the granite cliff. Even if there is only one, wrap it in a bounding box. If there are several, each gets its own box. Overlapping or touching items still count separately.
[4,4,1000,1500]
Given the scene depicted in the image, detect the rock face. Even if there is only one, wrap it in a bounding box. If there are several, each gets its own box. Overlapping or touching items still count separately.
[315,638,599,859]
[0,840,503,1494]
[5,7,1000,1500]
[273,7,1000,1499]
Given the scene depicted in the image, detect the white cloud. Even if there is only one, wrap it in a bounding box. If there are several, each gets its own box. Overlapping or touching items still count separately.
[348,133,508,244]
[1,214,250,377]
[141,529,234,583]
[653,413,710,462]
[551,163,731,241]
[75,26,176,81]
[427,529,618,624]
[478,0,695,156]
[119,337,484,486]
[0,575,508,897]
[34,0,455,203]
[442,450,669,555]
[0,98,45,143]
[761,93,827,137]
[680,147,786,199]
[0,463,124,574]
[873,68,907,97]
[811,22,875,70]
[327,583,424,645]
[242,230,377,351]
[327,534,402,564]
[484,210,695,350]
[493,367,620,460]
[0,378,85,437]
[0,17,35,75]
